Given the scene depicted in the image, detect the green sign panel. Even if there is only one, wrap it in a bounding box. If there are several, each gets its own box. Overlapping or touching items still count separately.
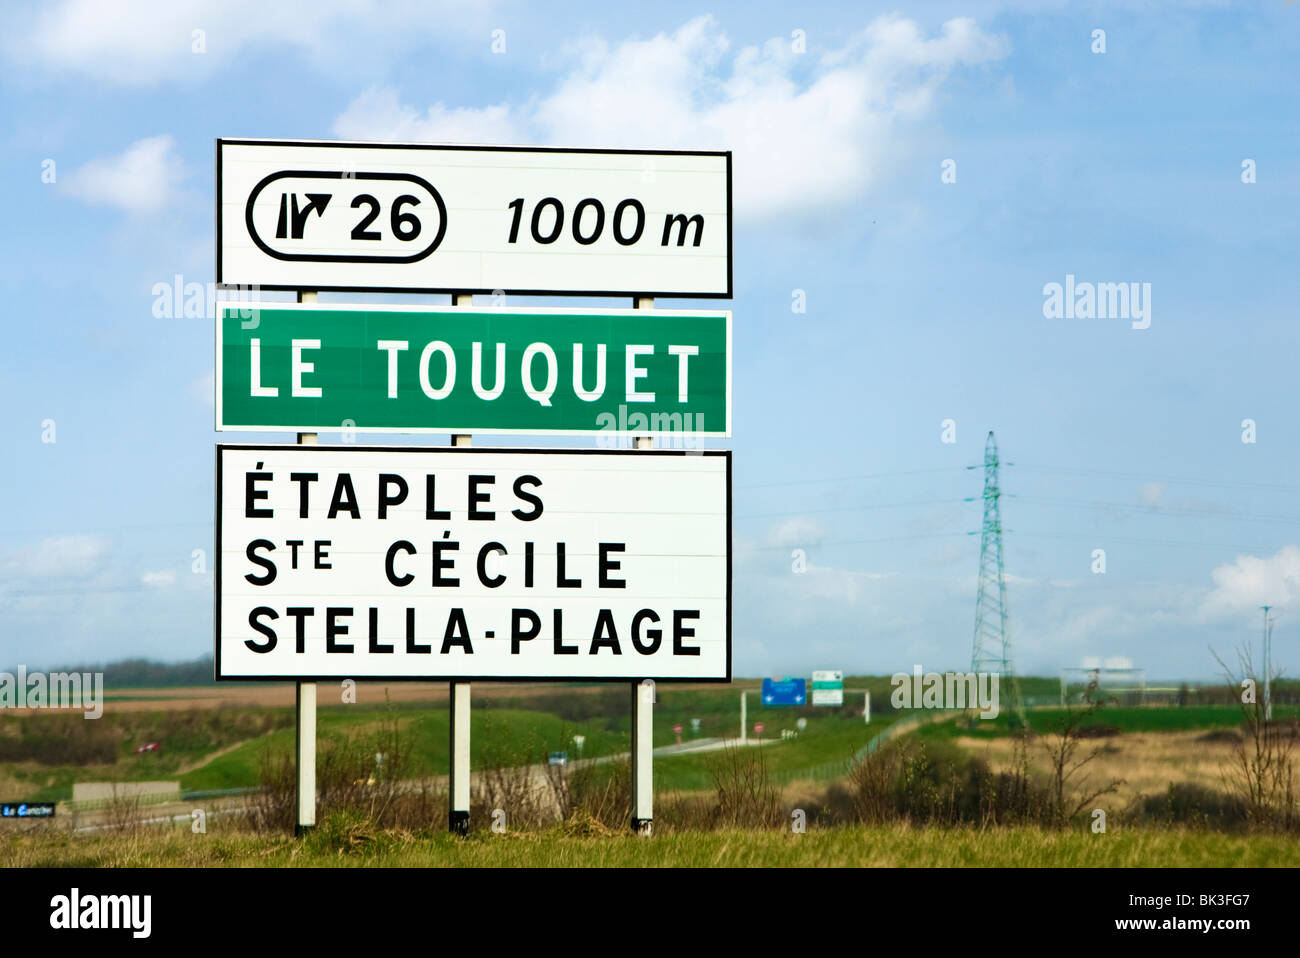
[216,303,730,436]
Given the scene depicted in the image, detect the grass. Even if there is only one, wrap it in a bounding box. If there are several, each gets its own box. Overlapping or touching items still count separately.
[654,714,896,790]
[6,820,1299,867]
[14,689,1284,803]
[180,706,627,791]
[4,684,887,798]
[920,705,1300,740]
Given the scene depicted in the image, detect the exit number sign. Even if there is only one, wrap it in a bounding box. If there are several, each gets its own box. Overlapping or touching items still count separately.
[217,139,731,297]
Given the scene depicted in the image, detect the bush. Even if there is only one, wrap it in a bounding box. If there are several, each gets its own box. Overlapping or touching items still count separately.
[560,760,630,829]
[843,736,1057,828]
[0,713,120,765]
[706,744,779,829]
[1126,783,1249,831]
[250,701,444,835]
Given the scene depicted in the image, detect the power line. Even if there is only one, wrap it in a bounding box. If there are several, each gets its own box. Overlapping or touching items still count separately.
[1016,463,1300,494]
[736,466,967,490]
[736,497,956,520]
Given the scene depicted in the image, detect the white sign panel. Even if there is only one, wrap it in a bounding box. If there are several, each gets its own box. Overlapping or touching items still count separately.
[216,445,731,681]
[217,139,732,297]
[812,669,844,706]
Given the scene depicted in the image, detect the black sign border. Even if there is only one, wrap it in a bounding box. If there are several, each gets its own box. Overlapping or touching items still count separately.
[216,139,733,300]
[214,444,732,683]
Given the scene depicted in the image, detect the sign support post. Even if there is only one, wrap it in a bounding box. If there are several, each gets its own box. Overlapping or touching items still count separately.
[449,292,474,835]
[740,689,747,743]
[294,290,318,836]
[631,295,654,837]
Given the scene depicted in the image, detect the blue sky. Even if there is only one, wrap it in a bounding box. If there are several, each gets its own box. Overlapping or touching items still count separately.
[1,0,1298,681]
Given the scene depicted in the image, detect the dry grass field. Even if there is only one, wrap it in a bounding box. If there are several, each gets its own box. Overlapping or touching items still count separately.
[952,729,1246,807]
[62,680,761,713]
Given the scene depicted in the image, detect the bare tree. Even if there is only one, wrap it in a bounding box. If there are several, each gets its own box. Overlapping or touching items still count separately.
[1041,675,1123,827]
[1212,643,1297,831]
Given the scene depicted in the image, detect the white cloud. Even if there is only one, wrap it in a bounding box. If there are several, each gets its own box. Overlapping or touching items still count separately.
[1138,481,1168,507]
[0,535,112,580]
[189,371,215,408]
[5,0,494,85]
[333,15,1010,221]
[141,570,177,587]
[763,516,827,549]
[63,135,186,215]
[335,88,522,146]
[1203,545,1300,615]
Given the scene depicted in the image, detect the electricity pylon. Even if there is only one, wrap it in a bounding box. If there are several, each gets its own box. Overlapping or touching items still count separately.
[969,431,1023,721]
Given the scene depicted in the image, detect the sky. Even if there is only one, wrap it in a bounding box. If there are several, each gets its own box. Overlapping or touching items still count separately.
[1,0,1298,681]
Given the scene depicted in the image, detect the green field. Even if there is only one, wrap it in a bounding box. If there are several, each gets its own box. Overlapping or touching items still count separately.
[654,715,893,790]
[7,820,1299,868]
[6,681,1290,804]
[4,683,896,800]
[182,706,634,791]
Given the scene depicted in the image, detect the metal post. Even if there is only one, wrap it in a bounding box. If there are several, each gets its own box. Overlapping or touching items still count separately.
[864,691,871,725]
[740,689,747,743]
[1262,606,1273,723]
[631,680,653,835]
[449,679,471,834]
[630,295,655,836]
[294,291,318,835]
[294,678,316,835]
[449,292,474,834]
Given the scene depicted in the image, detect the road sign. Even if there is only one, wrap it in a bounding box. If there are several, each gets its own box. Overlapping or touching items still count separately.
[216,302,731,436]
[1,802,55,818]
[812,669,844,706]
[761,676,806,706]
[217,139,731,297]
[216,444,731,681]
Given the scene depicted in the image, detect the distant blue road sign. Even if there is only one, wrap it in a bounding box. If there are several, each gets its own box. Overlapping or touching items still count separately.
[761,677,806,706]
[1,802,55,818]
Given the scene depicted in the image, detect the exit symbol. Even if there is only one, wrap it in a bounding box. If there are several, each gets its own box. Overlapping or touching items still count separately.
[276,193,332,239]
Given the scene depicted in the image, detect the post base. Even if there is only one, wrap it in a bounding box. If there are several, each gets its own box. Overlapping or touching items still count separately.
[294,823,315,837]
[449,810,470,836]
[631,817,653,837]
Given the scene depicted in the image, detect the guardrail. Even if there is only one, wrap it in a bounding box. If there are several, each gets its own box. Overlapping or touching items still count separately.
[63,785,263,812]
[64,791,182,813]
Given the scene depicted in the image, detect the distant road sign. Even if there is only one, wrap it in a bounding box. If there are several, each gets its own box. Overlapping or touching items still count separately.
[812,669,844,706]
[216,303,731,436]
[761,677,806,706]
[216,444,731,682]
[217,139,731,297]
[1,802,55,818]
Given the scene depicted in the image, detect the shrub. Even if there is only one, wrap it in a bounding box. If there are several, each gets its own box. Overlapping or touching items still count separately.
[1126,783,1249,831]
